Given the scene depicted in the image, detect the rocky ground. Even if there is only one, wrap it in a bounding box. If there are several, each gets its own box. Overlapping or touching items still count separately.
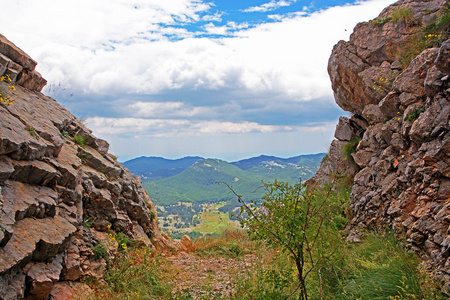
[168,252,259,299]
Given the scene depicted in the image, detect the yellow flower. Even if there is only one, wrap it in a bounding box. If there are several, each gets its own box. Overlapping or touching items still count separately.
[9,86,15,91]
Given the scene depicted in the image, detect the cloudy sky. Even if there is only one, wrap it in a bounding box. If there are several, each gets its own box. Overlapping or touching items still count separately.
[3,0,395,162]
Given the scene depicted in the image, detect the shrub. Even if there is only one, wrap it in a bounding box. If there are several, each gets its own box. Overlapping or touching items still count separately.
[26,125,38,139]
[220,178,344,300]
[91,242,108,260]
[373,16,392,27]
[405,107,425,122]
[314,231,445,300]
[340,137,361,165]
[73,135,87,147]
[97,249,172,299]
[399,7,450,67]
[391,7,414,24]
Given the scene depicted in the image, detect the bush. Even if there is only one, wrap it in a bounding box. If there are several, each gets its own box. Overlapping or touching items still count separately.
[73,135,87,147]
[312,231,445,300]
[405,107,425,122]
[399,7,450,67]
[340,138,361,165]
[391,7,414,24]
[96,249,173,299]
[221,178,345,300]
[91,242,108,260]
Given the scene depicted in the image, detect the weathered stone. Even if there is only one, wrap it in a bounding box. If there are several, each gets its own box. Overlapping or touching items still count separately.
[393,48,439,96]
[0,34,177,298]
[0,34,37,71]
[16,70,47,93]
[180,235,196,252]
[10,160,59,186]
[0,266,26,300]
[92,138,109,155]
[0,217,76,273]
[49,282,92,300]
[379,91,401,118]
[410,98,450,142]
[335,117,355,141]
[0,155,14,183]
[24,253,64,300]
[363,104,385,124]
[435,39,450,75]
[0,105,55,160]
[425,65,447,96]
[78,146,122,179]
[1,181,57,232]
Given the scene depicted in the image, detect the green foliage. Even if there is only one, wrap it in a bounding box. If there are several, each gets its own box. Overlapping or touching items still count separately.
[340,137,361,166]
[405,107,426,122]
[73,134,87,147]
[61,130,70,138]
[222,179,345,300]
[91,242,108,260]
[373,16,392,26]
[399,7,450,67]
[233,249,298,299]
[82,217,93,228]
[114,232,134,251]
[99,250,173,299]
[391,7,414,24]
[309,231,445,300]
[144,157,323,205]
[25,125,38,139]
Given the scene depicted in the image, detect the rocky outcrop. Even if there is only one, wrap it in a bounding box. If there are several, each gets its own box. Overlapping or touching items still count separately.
[0,35,176,299]
[316,0,450,293]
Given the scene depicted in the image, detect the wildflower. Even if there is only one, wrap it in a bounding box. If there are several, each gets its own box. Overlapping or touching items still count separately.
[9,86,15,91]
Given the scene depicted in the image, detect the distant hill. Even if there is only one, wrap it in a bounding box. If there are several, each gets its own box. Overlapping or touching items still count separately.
[231,154,325,182]
[133,154,325,205]
[122,156,203,181]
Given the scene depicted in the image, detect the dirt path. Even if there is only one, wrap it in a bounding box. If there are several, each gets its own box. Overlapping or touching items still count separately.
[167,252,259,299]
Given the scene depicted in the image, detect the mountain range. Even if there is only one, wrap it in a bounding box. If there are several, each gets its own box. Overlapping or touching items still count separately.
[123,154,325,205]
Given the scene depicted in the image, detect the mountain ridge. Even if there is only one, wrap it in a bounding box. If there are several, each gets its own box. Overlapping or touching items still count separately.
[123,153,326,181]
[139,154,325,205]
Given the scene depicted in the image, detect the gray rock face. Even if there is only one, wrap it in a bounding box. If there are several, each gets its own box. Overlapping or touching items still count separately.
[328,0,447,115]
[0,35,176,299]
[320,0,450,292]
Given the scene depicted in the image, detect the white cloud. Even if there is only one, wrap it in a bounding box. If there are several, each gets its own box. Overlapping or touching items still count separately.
[128,101,212,118]
[3,0,396,103]
[1,0,397,159]
[243,0,298,13]
[85,116,334,139]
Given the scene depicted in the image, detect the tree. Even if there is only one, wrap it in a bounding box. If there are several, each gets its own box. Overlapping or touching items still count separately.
[219,178,342,300]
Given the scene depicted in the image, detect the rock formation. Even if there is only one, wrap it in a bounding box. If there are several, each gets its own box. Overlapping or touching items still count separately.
[0,34,177,299]
[312,0,450,292]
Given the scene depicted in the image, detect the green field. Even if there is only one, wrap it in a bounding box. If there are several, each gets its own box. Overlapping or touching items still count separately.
[194,203,240,234]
